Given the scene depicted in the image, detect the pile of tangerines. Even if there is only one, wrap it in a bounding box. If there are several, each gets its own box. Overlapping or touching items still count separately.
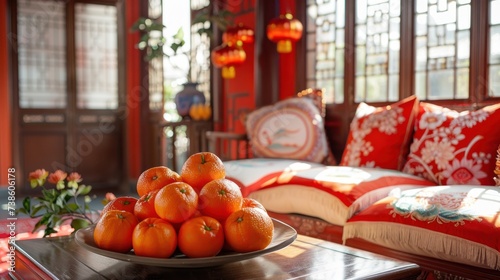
[93,152,274,258]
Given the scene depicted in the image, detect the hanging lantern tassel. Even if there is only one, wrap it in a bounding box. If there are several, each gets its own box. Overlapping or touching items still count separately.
[222,66,236,79]
[211,43,246,79]
[266,13,303,53]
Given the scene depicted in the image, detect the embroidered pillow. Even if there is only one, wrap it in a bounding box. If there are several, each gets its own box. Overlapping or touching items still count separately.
[403,102,500,186]
[246,98,330,163]
[340,95,419,170]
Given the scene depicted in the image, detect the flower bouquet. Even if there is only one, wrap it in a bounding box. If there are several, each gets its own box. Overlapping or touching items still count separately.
[17,169,100,237]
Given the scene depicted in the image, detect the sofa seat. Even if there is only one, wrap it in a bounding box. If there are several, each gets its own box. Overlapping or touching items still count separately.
[343,185,500,270]
[224,158,435,226]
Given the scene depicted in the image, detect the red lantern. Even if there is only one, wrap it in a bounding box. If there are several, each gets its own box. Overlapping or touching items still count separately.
[211,43,246,79]
[266,13,303,53]
[223,23,254,45]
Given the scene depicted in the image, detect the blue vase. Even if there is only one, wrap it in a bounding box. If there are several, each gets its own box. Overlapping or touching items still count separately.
[174,83,206,118]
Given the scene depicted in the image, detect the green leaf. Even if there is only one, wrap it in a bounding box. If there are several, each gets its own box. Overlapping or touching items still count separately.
[148,22,166,31]
[66,203,79,212]
[33,213,51,232]
[173,27,184,41]
[56,192,68,208]
[71,219,90,231]
[36,178,46,187]
[43,227,57,237]
[139,33,150,44]
[31,204,45,217]
[77,185,92,196]
[67,188,76,197]
[67,181,78,189]
[22,197,31,214]
[43,189,57,201]
[51,215,62,227]
[56,180,65,190]
[130,17,147,31]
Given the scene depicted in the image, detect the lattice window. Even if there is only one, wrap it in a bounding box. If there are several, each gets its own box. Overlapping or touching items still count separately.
[190,0,211,101]
[414,0,471,100]
[355,0,401,103]
[148,0,165,111]
[75,4,118,109]
[17,0,66,108]
[490,0,500,97]
[306,0,345,104]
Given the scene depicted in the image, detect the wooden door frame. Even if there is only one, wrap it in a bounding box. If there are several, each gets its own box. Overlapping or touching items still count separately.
[10,0,128,194]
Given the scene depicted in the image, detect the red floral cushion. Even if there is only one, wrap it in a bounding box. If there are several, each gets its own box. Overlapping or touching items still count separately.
[403,102,500,186]
[340,95,419,170]
[343,186,500,270]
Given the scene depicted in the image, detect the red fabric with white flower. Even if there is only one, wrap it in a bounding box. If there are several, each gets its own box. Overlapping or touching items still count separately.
[403,102,500,186]
[340,95,419,170]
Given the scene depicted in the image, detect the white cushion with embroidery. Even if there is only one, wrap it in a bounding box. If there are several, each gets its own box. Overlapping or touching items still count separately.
[246,98,330,163]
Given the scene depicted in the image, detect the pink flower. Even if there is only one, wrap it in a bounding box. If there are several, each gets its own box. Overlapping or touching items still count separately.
[29,169,49,188]
[29,169,48,180]
[105,192,116,201]
[48,170,68,184]
[67,172,83,189]
[102,192,117,206]
[67,172,82,183]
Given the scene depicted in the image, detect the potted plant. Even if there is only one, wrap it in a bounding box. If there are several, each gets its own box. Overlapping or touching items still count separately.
[130,3,234,119]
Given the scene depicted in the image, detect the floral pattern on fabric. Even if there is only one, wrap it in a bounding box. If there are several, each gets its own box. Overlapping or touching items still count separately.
[343,105,404,167]
[340,96,418,170]
[388,188,481,226]
[403,102,500,186]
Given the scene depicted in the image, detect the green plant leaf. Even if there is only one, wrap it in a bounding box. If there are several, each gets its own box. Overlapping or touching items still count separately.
[77,185,92,196]
[31,204,45,217]
[43,227,57,237]
[66,203,79,212]
[51,215,62,227]
[71,219,90,231]
[67,181,78,189]
[139,33,150,43]
[22,197,31,214]
[130,17,147,31]
[67,188,76,197]
[43,189,57,201]
[33,213,51,232]
[173,27,184,40]
[148,22,165,31]
[56,180,65,190]
[56,191,68,208]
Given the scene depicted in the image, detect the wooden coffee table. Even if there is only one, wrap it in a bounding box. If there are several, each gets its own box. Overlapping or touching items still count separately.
[10,234,420,279]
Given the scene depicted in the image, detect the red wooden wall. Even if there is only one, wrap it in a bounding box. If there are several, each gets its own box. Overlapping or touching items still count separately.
[0,1,12,186]
[125,0,142,180]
